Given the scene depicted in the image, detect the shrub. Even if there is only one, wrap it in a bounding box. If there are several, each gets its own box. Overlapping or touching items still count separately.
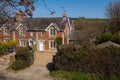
[10,60,27,70]
[55,37,62,48]
[53,45,120,79]
[0,44,5,56]
[15,47,34,67]
[111,34,120,44]
[96,33,120,44]
[96,32,112,44]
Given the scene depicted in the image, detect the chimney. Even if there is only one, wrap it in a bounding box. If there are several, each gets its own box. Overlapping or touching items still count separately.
[15,10,24,22]
[62,11,67,20]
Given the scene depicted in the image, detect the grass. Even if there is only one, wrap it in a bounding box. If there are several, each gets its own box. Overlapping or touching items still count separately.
[51,71,99,80]
[51,70,120,80]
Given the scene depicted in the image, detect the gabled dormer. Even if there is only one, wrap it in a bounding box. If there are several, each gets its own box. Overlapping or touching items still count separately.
[15,23,27,36]
[45,23,60,37]
[0,24,11,35]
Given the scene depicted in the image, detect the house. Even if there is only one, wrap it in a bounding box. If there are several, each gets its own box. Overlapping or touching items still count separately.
[0,11,74,52]
[97,41,120,48]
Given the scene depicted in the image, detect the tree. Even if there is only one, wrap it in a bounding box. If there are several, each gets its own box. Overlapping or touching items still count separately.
[106,1,120,33]
[55,37,62,48]
[0,0,36,23]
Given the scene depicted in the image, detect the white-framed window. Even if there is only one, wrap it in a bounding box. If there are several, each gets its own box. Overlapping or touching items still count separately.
[41,31,45,36]
[4,39,9,42]
[4,27,9,35]
[19,28,25,35]
[30,41,34,45]
[50,28,56,36]
[30,32,33,36]
[50,41,56,48]
[20,40,25,47]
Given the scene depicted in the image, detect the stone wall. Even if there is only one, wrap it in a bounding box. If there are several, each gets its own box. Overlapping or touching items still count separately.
[0,53,15,73]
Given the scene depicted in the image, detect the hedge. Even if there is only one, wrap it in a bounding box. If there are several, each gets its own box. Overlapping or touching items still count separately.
[53,45,120,79]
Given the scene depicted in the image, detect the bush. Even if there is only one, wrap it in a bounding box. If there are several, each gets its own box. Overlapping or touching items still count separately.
[15,47,34,67]
[0,40,17,56]
[9,47,34,70]
[0,44,5,56]
[55,37,62,48]
[10,60,27,70]
[53,45,120,79]
[96,32,112,44]
[96,33,120,44]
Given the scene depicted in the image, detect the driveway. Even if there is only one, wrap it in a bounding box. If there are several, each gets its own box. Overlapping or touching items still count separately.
[4,51,56,80]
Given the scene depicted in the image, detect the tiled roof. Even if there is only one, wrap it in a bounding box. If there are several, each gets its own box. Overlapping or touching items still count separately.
[97,41,120,48]
[25,17,68,31]
[0,17,71,31]
[70,30,81,40]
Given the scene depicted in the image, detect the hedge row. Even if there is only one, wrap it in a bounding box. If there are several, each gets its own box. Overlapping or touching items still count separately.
[10,47,34,70]
[96,33,120,44]
[53,45,120,78]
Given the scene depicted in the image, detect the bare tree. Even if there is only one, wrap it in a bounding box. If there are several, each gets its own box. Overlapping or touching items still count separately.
[106,1,120,33]
[0,0,36,23]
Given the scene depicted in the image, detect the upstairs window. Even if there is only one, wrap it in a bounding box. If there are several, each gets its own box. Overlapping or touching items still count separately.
[19,28,25,35]
[4,27,9,35]
[30,32,33,36]
[41,31,45,36]
[50,28,56,36]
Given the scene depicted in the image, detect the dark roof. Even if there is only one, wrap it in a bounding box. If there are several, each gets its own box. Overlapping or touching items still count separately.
[97,41,120,48]
[70,30,81,41]
[0,17,72,31]
[0,18,15,30]
[25,17,68,31]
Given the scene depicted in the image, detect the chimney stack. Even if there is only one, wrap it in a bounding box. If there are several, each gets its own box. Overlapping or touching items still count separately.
[62,11,67,20]
[15,10,24,22]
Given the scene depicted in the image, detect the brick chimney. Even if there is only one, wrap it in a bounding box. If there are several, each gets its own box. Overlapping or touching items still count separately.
[15,10,24,22]
[62,11,67,20]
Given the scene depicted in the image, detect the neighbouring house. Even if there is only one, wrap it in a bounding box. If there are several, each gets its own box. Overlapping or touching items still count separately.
[0,11,74,52]
[97,41,120,48]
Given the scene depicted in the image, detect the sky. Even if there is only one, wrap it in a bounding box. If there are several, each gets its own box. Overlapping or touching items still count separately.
[33,0,111,18]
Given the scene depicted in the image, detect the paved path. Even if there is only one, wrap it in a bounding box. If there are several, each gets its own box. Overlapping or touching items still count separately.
[4,51,56,80]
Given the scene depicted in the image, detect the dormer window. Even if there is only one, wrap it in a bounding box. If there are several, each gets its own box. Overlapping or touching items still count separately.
[4,27,9,35]
[30,32,33,36]
[19,28,25,35]
[50,28,56,36]
[41,31,45,36]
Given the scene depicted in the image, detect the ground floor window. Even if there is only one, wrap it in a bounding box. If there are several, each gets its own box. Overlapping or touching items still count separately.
[20,40,25,47]
[30,41,34,45]
[4,39,9,42]
[50,41,56,48]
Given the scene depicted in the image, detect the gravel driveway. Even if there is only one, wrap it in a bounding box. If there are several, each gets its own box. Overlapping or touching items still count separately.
[1,51,56,80]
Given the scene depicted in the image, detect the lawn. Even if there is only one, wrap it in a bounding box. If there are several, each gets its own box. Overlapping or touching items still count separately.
[51,70,119,80]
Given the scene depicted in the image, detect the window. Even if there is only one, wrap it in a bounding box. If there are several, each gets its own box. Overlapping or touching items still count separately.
[19,28,25,35]
[4,39,9,42]
[4,28,9,35]
[30,32,33,36]
[41,31,45,36]
[50,28,56,36]
[30,40,34,45]
[50,41,56,48]
[20,40,25,47]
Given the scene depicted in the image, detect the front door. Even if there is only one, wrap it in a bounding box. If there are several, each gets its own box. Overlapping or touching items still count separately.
[39,41,44,51]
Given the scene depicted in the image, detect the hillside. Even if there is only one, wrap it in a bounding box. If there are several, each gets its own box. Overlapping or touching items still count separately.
[72,18,109,45]
[73,18,108,31]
